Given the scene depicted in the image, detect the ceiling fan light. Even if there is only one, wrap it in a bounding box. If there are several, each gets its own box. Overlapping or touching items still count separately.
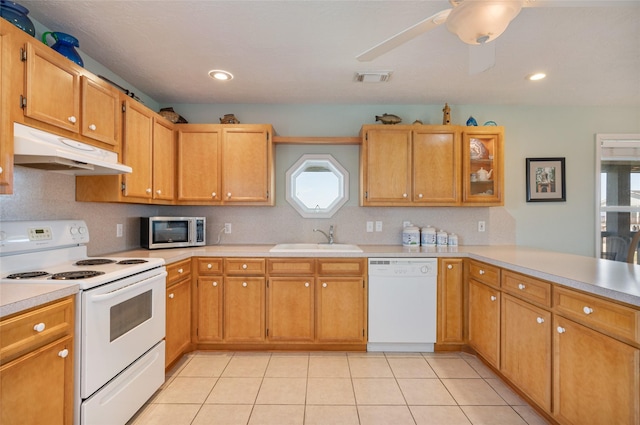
[208,70,234,81]
[527,72,546,81]
[446,1,523,45]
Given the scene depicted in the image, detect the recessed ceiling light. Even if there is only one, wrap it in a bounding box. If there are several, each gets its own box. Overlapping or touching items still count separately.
[527,72,546,81]
[208,70,234,81]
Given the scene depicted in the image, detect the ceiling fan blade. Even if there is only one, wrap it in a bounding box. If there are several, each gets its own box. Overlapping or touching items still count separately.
[356,8,452,62]
[468,41,496,75]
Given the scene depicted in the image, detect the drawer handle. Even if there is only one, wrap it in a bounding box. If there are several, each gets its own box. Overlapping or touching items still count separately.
[479,270,485,275]
[557,326,566,334]
[242,282,248,287]
[168,293,174,299]
[211,192,217,198]
[156,189,162,195]
[58,349,69,359]
[207,263,213,269]
[402,193,408,198]
[447,264,453,270]
[213,281,218,287]
[418,193,423,198]
[88,124,97,131]
[322,283,328,288]
[33,322,46,332]
[536,317,545,324]
[146,188,152,194]
[68,116,77,124]
[242,264,248,269]
[583,306,593,315]
[518,283,526,290]
[305,282,310,287]
[178,268,183,274]
[227,192,232,198]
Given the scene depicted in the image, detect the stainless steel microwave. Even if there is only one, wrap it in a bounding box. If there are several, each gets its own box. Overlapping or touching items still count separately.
[141,217,205,249]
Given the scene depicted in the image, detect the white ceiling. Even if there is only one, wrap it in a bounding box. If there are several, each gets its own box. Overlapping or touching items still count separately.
[18,0,640,106]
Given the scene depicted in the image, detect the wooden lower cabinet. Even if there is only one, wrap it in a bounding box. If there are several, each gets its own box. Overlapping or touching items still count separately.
[267,277,315,342]
[197,276,223,342]
[165,277,191,367]
[468,278,500,368]
[224,276,266,342]
[437,258,465,347]
[316,277,366,343]
[553,316,639,425]
[501,294,552,411]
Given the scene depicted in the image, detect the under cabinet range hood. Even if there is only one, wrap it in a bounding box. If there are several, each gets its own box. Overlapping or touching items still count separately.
[12,123,132,175]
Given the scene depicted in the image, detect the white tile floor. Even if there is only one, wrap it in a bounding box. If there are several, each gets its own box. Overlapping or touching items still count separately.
[127,351,551,425]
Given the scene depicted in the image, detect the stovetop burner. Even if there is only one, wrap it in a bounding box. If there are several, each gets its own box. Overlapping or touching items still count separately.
[6,271,51,280]
[117,259,148,265]
[74,259,116,266]
[51,270,106,280]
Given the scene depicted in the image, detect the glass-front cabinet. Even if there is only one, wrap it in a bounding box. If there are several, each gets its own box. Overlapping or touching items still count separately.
[462,127,504,205]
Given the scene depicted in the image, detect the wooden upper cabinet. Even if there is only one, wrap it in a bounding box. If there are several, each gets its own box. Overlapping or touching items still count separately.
[152,118,175,201]
[0,28,13,194]
[222,125,273,205]
[462,127,504,205]
[176,124,221,203]
[121,98,153,199]
[413,127,460,205]
[80,76,120,147]
[361,126,412,205]
[24,41,80,134]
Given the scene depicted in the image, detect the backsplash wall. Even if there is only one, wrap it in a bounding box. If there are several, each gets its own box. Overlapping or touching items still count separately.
[0,164,514,256]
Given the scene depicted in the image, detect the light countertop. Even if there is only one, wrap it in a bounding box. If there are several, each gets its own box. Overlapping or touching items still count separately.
[3,244,639,318]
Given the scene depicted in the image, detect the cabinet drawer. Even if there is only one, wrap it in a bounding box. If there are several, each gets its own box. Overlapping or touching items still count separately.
[502,270,551,307]
[554,286,640,344]
[317,258,365,276]
[196,258,223,275]
[0,297,74,364]
[167,258,192,285]
[225,258,266,275]
[268,258,315,275]
[468,260,500,287]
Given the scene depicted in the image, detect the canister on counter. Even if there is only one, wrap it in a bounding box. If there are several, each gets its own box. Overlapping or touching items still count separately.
[402,226,420,247]
[448,233,458,246]
[421,226,436,246]
[436,229,448,246]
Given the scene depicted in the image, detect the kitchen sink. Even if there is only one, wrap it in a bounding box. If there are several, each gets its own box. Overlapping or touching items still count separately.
[270,243,363,253]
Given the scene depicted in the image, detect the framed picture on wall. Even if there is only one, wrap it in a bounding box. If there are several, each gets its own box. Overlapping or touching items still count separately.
[526,157,566,202]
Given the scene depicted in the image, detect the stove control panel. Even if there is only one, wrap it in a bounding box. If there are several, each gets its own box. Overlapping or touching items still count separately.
[0,220,90,254]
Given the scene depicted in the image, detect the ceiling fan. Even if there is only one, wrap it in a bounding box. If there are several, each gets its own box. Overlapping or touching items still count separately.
[356,0,536,74]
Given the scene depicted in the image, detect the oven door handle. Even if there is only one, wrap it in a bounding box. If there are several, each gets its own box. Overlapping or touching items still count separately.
[90,274,166,302]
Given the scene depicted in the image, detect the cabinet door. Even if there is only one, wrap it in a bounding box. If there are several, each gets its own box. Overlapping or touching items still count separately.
[80,76,120,147]
[222,126,272,204]
[0,336,73,425]
[224,277,265,342]
[176,125,221,202]
[437,258,465,345]
[24,42,80,133]
[501,294,552,411]
[268,277,314,342]
[152,118,175,201]
[413,128,460,204]
[361,128,411,205]
[317,277,365,342]
[462,127,504,205]
[166,278,191,367]
[554,316,639,425]
[197,277,223,342]
[122,99,153,199]
[468,279,500,367]
[0,29,13,194]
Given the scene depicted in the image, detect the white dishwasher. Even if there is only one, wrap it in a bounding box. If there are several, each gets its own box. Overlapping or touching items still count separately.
[368,258,437,352]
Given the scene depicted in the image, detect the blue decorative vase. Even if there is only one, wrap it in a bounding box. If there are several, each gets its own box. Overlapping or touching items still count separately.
[0,0,35,37]
[42,31,84,67]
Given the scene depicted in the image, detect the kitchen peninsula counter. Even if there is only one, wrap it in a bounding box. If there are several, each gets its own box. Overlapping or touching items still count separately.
[0,282,78,318]
[115,244,640,307]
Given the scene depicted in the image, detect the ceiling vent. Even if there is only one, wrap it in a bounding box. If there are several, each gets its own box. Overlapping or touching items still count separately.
[354,71,392,83]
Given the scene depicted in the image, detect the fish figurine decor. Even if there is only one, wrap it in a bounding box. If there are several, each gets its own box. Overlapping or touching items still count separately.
[375,113,402,125]
[220,114,240,124]
[466,116,478,126]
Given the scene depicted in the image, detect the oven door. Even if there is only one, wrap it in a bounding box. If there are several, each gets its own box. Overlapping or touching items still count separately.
[81,268,167,398]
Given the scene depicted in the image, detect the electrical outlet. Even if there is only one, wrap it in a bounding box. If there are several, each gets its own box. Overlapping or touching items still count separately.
[375,221,383,232]
[366,221,374,232]
[116,223,123,238]
[403,221,411,228]
[224,223,232,234]
[478,221,486,232]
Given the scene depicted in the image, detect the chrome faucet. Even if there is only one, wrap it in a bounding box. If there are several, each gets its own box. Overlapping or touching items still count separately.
[313,225,334,244]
